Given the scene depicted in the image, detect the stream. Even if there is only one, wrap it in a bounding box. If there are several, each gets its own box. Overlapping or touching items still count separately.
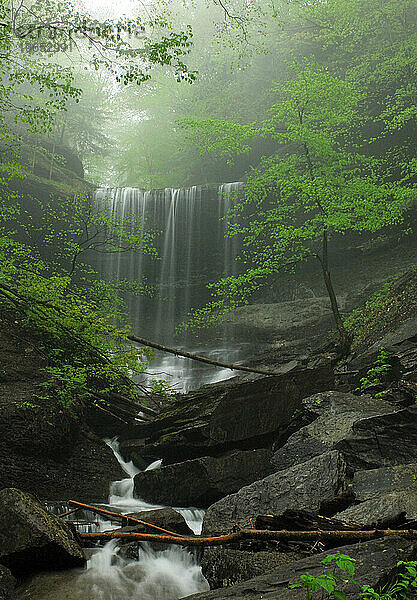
[19,439,209,600]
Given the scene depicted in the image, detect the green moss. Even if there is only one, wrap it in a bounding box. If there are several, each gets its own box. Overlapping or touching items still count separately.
[344,268,417,348]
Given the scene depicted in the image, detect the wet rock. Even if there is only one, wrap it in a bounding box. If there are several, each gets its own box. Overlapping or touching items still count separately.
[335,490,417,526]
[203,451,348,536]
[201,548,302,589]
[332,458,417,526]
[0,430,125,503]
[134,449,273,508]
[187,536,417,600]
[0,316,129,502]
[0,565,18,600]
[123,508,194,536]
[0,488,85,577]
[130,364,334,465]
[118,439,150,470]
[222,297,335,344]
[335,405,417,470]
[272,391,394,471]
[17,568,85,600]
[353,463,417,500]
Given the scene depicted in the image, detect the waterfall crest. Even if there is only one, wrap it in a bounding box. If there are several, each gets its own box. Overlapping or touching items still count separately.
[94,183,243,342]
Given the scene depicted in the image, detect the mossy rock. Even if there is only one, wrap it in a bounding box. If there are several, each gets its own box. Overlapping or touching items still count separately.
[0,488,85,577]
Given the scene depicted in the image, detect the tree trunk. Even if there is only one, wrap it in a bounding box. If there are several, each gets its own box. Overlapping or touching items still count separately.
[49,141,56,180]
[127,334,287,376]
[318,231,351,355]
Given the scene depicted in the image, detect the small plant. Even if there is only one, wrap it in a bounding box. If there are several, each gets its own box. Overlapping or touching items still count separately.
[361,561,417,600]
[288,553,356,600]
[16,401,39,410]
[358,348,392,392]
[261,553,417,600]
[344,282,397,347]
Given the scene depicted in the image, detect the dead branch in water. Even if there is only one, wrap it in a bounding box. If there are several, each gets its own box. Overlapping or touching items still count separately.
[127,334,295,376]
[68,501,185,538]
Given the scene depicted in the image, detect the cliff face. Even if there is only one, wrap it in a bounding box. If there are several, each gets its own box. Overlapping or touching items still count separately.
[6,140,92,206]
[0,310,125,502]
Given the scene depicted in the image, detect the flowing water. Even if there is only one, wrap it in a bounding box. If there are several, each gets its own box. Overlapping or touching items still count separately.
[76,438,208,599]
[72,540,208,600]
[20,540,208,600]
[93,183,247,392]
[25,439,208,599]
[105,437,205,533]
[20,183,254,598]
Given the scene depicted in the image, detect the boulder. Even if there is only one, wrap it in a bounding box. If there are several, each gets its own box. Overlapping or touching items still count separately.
[125,507,194,536]
[353,463,417,500]
[129,364,334,465]
[335,490,417,527]
[0,488,85,576]
[221,297,335,344]
[335,405,417,470]
[0,320,127,503]
[0,566,18,600]
[203,451,348,536]
[187,537,417,600]
[271,391,395,471]
[134,449,273,508]
[201,548,302,589]
[0,432,126,503]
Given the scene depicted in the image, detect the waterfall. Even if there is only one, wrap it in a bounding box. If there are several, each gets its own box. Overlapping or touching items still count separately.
[93,183,246,392]
[81,439,208,600]
[37,440,208,600]
[73,540,209,600]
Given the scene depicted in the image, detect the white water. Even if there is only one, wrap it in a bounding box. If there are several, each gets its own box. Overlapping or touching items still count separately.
[104,437,205,535]
[63,437,208,600]
[41,439,208,600]
[37,184,249,597]
[73,540,208,600]
[94,183,245,393]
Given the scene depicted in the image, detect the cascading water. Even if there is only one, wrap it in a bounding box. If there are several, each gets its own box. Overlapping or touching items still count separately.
[71,540,208,600]
[22,185,250,599]
[105,436,162,511]
[32,440,208,599]
[78,438,208,599]
[105,437,205,534]
[93,183,247,392]
[21,540,209,600]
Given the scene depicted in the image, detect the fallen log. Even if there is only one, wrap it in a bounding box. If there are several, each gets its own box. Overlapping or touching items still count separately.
[68,501,185,538]
[91,400,130,425]
[92,390,157,418]
[79,527,417,547]
[127,334,288,376]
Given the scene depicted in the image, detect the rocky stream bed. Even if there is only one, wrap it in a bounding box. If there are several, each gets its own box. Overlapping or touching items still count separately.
[0,268,417,600]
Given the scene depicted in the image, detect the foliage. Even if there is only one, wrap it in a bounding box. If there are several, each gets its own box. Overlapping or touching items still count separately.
[288,553,356,600]
[358,348,392,392]
[0,235,155,408]
[0,0,197,186]
[17,191,158,277]
[344,282,396,346]
[3,0,196,85]
[0,0,201,408]
[280,552,417,600]
[180,59,414,348]
[92,0,417,189]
